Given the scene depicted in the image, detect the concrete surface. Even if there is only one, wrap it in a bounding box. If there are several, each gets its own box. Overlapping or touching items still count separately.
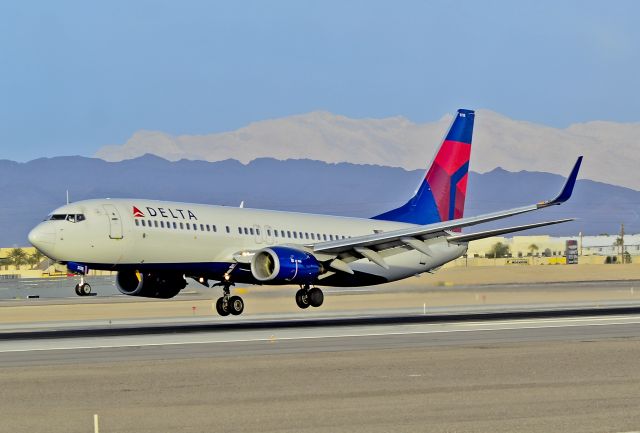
[0,315,639,433]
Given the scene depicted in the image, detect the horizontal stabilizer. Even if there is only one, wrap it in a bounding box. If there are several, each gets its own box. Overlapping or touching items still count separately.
[446,218,574,243]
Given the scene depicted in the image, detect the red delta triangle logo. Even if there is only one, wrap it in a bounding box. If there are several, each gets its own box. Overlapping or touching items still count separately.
[133,206,145,218]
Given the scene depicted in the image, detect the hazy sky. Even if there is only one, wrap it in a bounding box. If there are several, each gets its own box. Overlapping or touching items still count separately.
[1,0,639,161]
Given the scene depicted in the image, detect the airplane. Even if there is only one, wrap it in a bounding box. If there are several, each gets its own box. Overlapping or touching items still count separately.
[28,109,583,316]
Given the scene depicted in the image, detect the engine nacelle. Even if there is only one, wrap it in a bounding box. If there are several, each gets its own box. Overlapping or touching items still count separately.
[251,247,322,284]
[116,270,187,299]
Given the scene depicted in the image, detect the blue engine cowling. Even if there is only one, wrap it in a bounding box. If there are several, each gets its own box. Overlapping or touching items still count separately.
[250,247,322,284]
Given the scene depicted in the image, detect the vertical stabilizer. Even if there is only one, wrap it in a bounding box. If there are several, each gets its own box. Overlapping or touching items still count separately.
[372,109,474,225]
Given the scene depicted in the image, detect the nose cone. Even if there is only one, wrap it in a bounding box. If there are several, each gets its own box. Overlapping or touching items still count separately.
[28,224,56,256]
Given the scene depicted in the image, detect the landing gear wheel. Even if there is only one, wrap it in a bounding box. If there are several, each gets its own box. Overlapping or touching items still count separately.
[295,288,310,309]
[228,296,244,315]
[308,287,324,308]
[215,297,230,316]
[75,283,91,296]
[80,283,91,296]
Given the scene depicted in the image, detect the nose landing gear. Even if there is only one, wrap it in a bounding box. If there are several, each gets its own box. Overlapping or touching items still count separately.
[296,284,323,309]
[74,275,92,296]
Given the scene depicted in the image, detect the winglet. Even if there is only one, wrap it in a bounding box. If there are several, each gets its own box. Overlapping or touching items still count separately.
[538,156,583,208]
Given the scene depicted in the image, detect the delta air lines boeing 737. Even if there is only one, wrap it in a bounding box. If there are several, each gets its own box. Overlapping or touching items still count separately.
[28,109,583,316]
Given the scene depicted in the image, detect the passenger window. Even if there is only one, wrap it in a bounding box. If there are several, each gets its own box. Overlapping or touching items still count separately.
[250,228,254,235]
[226,226,230,233]
[186,223,191,230]
[244,227,249,235]
[160,221,164,228]
[135,219,139,226]
[329,235,334,240]
[201,224,205,231]
[238,227,242,234]
[173,222,177,229]
[213,225,217,232]
[256,228,260,235]
[141,220,146,227]
[154,221,159,228]
[323,234,327,241]
[274,230,278,238]
[180,223,184,229]
[267,229,271,236]
[293,232,297,239]
[305,233,309,239]
[310,233,315,240]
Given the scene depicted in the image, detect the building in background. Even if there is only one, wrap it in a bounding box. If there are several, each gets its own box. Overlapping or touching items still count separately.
[462,234,640,266]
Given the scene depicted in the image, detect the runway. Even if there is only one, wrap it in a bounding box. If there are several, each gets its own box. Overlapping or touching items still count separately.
[1,311,639,364]
[1,311,640,432]
[2,271,640,432]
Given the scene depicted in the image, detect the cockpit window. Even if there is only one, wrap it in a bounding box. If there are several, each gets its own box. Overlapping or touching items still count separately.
[47,214,86,222]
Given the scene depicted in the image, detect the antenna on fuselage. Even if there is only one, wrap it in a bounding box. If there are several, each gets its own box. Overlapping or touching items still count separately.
[239,201,244,208]
[66,190,69,205]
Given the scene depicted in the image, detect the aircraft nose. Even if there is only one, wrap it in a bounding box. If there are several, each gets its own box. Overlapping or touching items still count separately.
[28,224,56,251]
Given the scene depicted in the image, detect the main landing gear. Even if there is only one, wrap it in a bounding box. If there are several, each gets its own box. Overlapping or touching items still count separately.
[212,282,244,316]
[74,275,92,296]
[295,284,324,309]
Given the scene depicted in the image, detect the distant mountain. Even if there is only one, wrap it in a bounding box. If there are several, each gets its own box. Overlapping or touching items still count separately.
[96,110,640,190]
[1,155,638,246]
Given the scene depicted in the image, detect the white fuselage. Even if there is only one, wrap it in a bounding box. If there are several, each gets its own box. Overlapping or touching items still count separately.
[28,198,467,286]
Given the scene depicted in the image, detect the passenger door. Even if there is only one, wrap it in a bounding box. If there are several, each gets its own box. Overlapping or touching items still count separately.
[103,204,123,239]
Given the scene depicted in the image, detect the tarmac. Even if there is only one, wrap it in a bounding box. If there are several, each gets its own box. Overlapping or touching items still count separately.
[1,264,639,432]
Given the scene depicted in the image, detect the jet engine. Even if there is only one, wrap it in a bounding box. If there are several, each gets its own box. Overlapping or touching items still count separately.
[116,270,187,299]
[250,246,322,284]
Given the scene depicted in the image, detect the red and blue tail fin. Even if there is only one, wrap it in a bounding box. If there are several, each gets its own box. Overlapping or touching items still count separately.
[372,109,474,225]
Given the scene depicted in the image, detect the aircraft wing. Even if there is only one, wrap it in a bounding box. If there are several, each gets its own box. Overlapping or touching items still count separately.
[309,157,582,271]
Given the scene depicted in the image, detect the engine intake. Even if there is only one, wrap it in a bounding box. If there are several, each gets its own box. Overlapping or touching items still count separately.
[116,270,187,299]
[251,247,321,284]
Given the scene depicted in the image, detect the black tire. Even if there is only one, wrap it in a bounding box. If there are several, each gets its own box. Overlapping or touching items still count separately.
[80,283,92,296]
[215,297,230,316]
[228,296,244,316]
[295,289,310,309]
[308,287,324,308]
[74,284,83,296]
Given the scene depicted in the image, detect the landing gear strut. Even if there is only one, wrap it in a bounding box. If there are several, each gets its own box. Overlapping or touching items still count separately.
[213,282,244,316]
[74,275,92,297]
[296,284,323,309]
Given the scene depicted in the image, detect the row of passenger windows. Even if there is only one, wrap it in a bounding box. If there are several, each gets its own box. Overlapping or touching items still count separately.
[237,226,348,241]
[134,219,349,242]
[135,219,226,233]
